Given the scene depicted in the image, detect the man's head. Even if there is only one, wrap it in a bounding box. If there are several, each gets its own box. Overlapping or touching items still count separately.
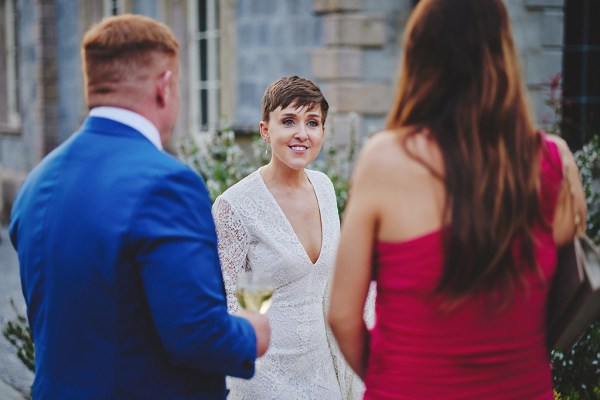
[261,76,329,126]
[82,14,180,144]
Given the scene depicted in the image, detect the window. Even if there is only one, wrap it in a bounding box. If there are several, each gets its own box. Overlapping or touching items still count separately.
[190,0,220,133]
[562,0,600,149]
[103,0,124,16]
[1,0,20,132]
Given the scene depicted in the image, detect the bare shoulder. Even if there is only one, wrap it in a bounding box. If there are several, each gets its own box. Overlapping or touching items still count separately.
[360,130,401,157]
[545,134,575,164]
[355,130,405,175]
[356,129,440,179]
[544,133,568,149]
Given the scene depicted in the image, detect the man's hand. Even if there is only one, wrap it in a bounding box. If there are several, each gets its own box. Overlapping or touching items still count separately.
[237,310,271,357]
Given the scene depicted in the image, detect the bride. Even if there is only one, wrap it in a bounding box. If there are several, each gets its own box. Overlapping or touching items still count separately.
[212,76,369,399]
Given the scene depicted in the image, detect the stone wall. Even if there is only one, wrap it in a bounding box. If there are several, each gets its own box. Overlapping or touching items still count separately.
[508,0,564,127]
[0,0,45,223]
[309,0,565,144]
[311,0,413,145]
[0,0,568,222]
[233,0,323,131]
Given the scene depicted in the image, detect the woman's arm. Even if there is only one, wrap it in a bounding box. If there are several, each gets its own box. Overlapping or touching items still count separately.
[548,135,587,246]
[328,138,382,380]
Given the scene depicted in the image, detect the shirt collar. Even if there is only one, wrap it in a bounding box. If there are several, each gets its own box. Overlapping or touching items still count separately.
[89,106,163,150]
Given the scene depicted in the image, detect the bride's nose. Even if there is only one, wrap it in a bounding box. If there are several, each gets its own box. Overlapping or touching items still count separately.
[294,126,308,141]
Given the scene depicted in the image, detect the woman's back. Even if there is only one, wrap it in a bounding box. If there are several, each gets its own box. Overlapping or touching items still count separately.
[362,132,561,399]
[328,3,587,399]
[367,130,446,244]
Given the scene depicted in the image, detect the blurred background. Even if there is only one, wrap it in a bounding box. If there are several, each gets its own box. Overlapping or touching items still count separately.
[0,1,598,399]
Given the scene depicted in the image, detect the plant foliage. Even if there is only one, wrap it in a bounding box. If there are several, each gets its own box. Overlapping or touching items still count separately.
[543,74,600,400]
[2,299,34,372]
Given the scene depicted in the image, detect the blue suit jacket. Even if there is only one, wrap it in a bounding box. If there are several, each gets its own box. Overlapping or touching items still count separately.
[10,116,256,399]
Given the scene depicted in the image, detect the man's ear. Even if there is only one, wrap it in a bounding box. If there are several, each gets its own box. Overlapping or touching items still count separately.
[156,70,173,108]
[259,121,270,143]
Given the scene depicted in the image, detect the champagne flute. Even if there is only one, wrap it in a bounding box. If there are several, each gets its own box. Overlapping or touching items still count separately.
[235,270,273,314]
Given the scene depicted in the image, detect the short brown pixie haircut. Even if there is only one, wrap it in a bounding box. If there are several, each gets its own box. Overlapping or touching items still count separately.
[82,14,179,103]
[261,76,329,124]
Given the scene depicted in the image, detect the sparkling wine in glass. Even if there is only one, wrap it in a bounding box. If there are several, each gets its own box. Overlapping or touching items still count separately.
[236,270,273,314]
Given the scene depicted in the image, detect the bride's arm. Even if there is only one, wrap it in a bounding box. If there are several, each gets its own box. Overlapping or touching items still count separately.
[212,196,250,313]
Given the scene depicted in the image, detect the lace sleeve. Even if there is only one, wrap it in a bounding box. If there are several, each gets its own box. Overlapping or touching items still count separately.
[212,196,250,313]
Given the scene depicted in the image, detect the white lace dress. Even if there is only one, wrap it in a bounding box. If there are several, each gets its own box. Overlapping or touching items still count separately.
[212,168,365,400]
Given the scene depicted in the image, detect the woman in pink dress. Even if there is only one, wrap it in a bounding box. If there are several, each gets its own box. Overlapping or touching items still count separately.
[328,0,587,399]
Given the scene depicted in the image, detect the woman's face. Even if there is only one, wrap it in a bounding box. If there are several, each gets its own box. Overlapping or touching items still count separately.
[260,103,325,171]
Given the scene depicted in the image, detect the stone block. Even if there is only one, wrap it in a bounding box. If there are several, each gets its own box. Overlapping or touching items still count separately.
[541,10,563,47]
[311,48,362,80]
[524,0,564,9]
[325,112,363,147]
[323,13,386,47]
[313,0,362,13]
[523,50,562,85]
[323,81,393,114]
[528,87,556,127]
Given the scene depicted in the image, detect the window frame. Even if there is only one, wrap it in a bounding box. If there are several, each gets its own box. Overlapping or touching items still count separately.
[103,0,124,16]
[1,0,20,133]
[188,0,220,134]
[562,0,600,149]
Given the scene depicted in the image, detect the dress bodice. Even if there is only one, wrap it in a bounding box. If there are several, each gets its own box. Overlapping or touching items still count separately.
[364,137,562,400]
[213,168,362,400]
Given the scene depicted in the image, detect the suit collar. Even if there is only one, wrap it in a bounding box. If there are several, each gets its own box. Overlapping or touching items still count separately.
[89,107,163,150]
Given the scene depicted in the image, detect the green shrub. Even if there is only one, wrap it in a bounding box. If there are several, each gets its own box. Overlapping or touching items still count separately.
[2,299,34,372]
[550,136,600,400]
[177,128,255,202]
[543,73,600,399]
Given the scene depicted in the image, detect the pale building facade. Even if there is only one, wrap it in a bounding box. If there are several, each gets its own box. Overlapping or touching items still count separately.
[1,0,597,221]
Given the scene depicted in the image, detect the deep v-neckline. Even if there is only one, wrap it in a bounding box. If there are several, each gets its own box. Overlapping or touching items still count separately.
[257,167,324,266]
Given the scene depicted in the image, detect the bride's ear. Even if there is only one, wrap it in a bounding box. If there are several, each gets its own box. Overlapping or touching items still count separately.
[259,121,270,143]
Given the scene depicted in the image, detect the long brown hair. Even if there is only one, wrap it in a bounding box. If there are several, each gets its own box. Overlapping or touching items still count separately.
[386,0,542,304]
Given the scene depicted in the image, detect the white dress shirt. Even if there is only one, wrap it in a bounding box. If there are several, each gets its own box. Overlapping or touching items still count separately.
[89,106,163,150]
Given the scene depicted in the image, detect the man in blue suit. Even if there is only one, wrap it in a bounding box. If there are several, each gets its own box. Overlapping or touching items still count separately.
[9,14,270,399]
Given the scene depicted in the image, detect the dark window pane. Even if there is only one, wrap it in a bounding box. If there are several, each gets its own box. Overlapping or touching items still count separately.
[565,0,584,45]
[111,0,120,15]
[199,39,207,81]
[588,1,600,45]
[586,103,600,136]
[561,101,584,149]
[562,51,583,97]
[198,0,207,32]
[588,51,600,96]
[200,90,208,127]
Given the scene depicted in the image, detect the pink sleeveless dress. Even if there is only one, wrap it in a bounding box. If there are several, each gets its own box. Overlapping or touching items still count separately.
[364,137,562,399]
